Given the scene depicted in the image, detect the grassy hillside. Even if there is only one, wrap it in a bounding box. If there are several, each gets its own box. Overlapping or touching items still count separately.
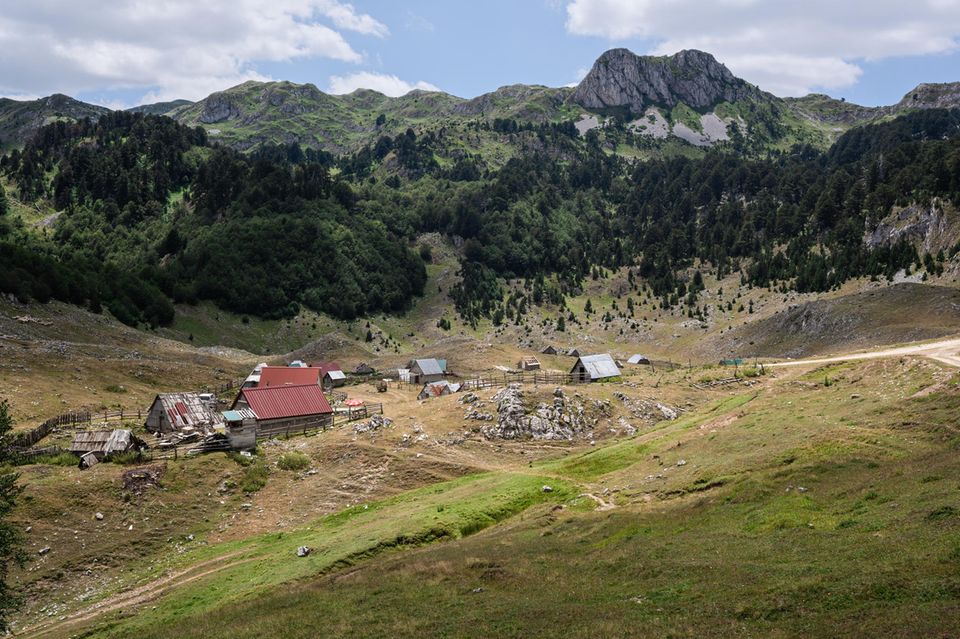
[14,353,960,638]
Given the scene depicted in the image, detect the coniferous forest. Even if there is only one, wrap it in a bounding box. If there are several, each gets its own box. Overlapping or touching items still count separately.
[1,108,959,327]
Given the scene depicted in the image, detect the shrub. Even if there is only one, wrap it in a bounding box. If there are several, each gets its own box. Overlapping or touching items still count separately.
[277,452,311,471]
[110,451,146,465]
[27,452,80,467]
[104,384,128,393]
[241,462,269,492]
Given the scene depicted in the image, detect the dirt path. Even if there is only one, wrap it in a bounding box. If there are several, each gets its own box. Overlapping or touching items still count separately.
[769,337,960,369]
[21,551,254,639]
[581,493,616,511]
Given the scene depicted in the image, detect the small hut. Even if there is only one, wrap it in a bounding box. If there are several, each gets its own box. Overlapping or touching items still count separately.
[627,354,650,365]
[322,369,346,390]
[70,429,142,461]
[567,348,581,358]
[221,408,257,450]
[570,354,621,383]
[144,393,223,435]
[408,359,445,384]
[542,345,558,356]
[518,356,541,371]
[418,380,461,400]
[354,362,375,375]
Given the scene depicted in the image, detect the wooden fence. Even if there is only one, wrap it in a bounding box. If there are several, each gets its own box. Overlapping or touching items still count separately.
[460,371,586,391]
[151,402,384,459]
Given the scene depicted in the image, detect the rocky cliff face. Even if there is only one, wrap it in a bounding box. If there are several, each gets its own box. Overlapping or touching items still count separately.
[895,82,960,112]
[572,48,764,114]
[863,202,960,255]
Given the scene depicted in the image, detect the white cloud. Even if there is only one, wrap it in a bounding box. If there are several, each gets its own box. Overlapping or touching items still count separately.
[565,66,591,88]
[565,0,960,95]
[328,72,441,97]
[0,1,388,103]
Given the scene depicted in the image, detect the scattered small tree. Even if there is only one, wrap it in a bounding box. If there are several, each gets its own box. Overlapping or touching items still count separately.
[0,400,25,629]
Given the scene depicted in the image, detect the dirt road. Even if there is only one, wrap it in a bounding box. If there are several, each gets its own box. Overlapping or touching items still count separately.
[770,337,960,369]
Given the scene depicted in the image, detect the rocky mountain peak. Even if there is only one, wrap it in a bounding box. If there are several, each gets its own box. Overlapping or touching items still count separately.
[572,48,764,114]
[896,82,960,111]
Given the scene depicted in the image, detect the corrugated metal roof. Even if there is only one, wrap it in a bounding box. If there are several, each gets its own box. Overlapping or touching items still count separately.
[313,361,342,377]
[258,366,321,387]
[410,359,443,376]
[70,429,133,454]
[326,370,346,380]
[151,392,223,431]
[573,354,621,380]
[418,380,460,398]
[236,384,332,421]
[627,354,649,364]
[222,408,257,422]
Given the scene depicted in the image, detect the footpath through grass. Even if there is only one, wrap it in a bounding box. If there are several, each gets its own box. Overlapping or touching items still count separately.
[70,472,575,638]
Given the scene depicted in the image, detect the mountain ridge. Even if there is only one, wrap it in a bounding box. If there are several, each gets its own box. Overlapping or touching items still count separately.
[2,48,958,157]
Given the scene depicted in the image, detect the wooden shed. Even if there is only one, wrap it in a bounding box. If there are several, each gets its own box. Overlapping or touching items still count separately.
[70,429,142,459]
[221,408,258,450]
[542,345,558,355]
[407,359,445,384]
[144,393,223,435]
[418,380,461,400]
[518,356,541,371]
[232,384,333,434]
[570,354,621,382]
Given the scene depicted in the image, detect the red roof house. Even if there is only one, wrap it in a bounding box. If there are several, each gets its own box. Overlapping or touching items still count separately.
[257,366,322,387]
[232,384,333,424]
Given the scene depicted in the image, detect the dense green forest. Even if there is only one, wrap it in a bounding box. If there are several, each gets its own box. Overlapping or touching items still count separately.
[0,113,426,324]
[1,108,958,328]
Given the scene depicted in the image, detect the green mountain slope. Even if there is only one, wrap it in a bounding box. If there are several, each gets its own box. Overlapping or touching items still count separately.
[0,94,109,151]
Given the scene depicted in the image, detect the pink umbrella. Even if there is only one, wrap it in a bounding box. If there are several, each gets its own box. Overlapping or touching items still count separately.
[344,399,364,407]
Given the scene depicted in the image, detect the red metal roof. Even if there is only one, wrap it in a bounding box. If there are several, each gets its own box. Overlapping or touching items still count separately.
[257,366,322,387]
[312,361,342,377]
[235,384,332,421]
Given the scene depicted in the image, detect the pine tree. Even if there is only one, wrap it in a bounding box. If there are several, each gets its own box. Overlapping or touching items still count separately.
[0,400,24,629]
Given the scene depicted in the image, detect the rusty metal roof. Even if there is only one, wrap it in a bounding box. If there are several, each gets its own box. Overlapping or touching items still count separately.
[258,366,322,387]
[235,384,332,421]
[151,392,223,432]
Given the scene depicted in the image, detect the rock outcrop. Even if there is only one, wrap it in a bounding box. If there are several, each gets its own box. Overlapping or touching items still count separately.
[895,82,960,112]
[572,49,764,114]
[481,385,601,441]
[864,203,959,256]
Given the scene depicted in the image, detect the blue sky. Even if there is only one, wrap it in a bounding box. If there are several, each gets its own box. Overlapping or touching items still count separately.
[1,0,958,108]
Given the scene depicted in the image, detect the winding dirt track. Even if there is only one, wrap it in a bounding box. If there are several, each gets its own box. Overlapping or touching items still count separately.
[769,337,960,369]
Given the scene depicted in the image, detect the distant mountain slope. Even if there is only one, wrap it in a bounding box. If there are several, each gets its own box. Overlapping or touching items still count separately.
[0,94,108,150]
[126,99,193,116]
[2,48,958,160]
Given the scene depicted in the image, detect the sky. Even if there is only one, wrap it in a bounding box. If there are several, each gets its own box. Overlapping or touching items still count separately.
[0,0,959,108]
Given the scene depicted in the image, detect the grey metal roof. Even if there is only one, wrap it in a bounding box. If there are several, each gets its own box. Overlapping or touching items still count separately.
[412,359,443,376]
[627,354,648,364]
[326,370,347,380]
[70,429,134,455]
[575,354,621,379]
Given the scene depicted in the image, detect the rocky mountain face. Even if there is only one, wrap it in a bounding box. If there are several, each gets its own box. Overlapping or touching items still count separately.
[0,94,109,150]
[126,99,192,116]
[895,82,960,112]
[571,48,766,114]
